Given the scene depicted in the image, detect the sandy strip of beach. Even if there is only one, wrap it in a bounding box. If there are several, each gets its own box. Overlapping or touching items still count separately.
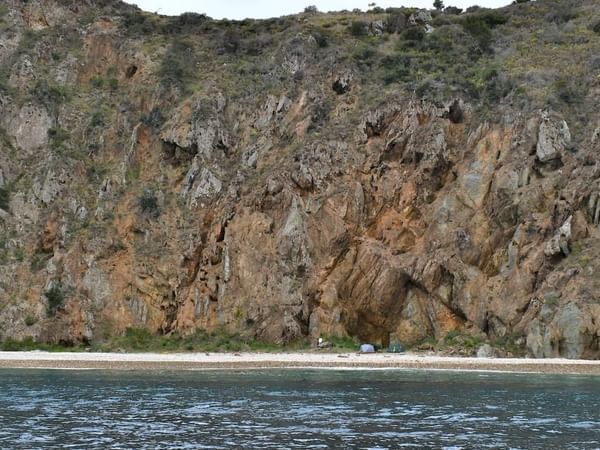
[0,351,600,374]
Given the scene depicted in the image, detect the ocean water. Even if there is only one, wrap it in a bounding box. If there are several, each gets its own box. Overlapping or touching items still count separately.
[0,369,599,449]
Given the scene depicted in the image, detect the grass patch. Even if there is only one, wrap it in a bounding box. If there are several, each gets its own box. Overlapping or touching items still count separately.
[322,334,360,351]
[126,166,140,183]
[95,327,308,353]
[491,333,526,357]
[89,76,118,91]
[0,328,311,353]
[0,337,84,352]
[443,330,483,351]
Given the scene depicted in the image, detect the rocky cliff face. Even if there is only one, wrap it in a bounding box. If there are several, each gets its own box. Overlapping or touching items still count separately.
[1,0,600,357]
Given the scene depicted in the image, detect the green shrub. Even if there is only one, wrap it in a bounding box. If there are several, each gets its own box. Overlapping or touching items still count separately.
[1,336,38,351]
[415,79,433,98]
[30,80,68,117]
[478,70,513,104]
[0,127,13,150]
[159,39,196,89]
[17,29,42,55]
[14,247,25,262]
[308,102,332,131]
[311,28,329,48]
[242,34,273,56]
[544,6,576,24]
[30,252,51,272]
[90,111,104,128]
[385,10,408,33]
[552,78,582,106]
[401,27,426,43]
[86,165,110,185]
[48,127,70,151]
[461,11,507,52]
[162,12,209,34]
[349,20,368,37]
[492,333,526,356]
[90,76,118,91]
[352,44,377,66]
[0,336,80,352]
[25,315,37,326]
[122,327,155,349]
[380,54,411,84]
[0,187,9,210]
[139,189,160,218]
[444,6,463,15]
[126,166,140,183]
[141,106,165,131]
[221,29,241,54]
[444,330,482,351]
[0,71,8,93]
[90,76,104,88]
[45,284,66,316]
[121,10,159,35]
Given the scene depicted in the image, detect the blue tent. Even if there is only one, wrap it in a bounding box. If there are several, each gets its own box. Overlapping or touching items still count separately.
[360,344,375,353]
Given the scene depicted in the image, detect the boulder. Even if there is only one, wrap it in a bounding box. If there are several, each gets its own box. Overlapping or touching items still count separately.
[7,104,53,152]
[408,10,432,26]
[189,168,223,207]
[369,21,385,36]
[544,216,572,257]
[536,112,571,162]
[291,163,314,190]
[476,343,497,358]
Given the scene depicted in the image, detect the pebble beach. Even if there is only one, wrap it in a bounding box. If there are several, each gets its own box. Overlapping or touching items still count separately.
[1,351,600,375]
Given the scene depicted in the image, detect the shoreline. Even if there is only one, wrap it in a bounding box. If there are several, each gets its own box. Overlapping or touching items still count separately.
[1,351,600,375]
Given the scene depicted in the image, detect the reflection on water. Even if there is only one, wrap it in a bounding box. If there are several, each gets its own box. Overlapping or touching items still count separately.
[0,369,599,449]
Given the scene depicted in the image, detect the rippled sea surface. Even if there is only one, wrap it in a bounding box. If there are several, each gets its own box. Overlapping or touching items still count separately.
[1,369,600,449]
